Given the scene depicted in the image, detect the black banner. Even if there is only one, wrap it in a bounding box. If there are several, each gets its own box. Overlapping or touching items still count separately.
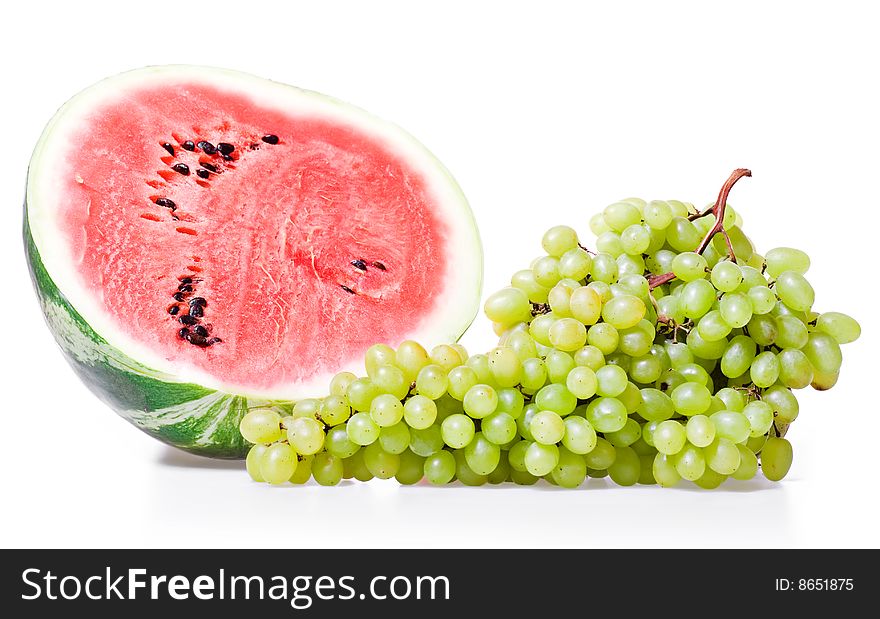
[0,550,873,615]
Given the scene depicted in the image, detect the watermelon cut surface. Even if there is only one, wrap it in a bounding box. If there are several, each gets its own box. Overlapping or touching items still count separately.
[25,66,482,457]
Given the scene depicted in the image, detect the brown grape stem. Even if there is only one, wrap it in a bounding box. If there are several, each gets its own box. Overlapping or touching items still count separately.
[648,168,752,290]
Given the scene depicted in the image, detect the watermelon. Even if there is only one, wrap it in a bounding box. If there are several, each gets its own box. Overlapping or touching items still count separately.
[25,65,482,458]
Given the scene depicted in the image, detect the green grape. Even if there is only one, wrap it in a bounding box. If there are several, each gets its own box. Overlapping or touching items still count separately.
[346,378,379,412]
[542,225,580,256]
[765,247,810,278]
[496,388,525,418]
[671,382,711,416]
[562,416,597,454]
[716,225,754,261]
[665,199,691,217]
[666,217,701,252]
[506,330,539,361]
[347,412,380,445]
[414,364,448,400]
[447,366,478,400]
[482,411,518,445]
[548,283,573,317]
[694,467,727,489]
[533,256,562,288]
[441,413,476,449]
[704,437,741,475]
[659,369,686,392]
[395,340,430,382]
[710,411,751,443]
[620,224,651,255]
[463,384,498,419]
[719,292,752,328]
[715,387,745,411]
[637,388,675,422]
[409,425,444,456]
[644,200,673,229]
[564,287,600,326]
[525,442,560,476]
[289,454,313,484]
[558,247,593,280]
[573,345,606,370]
[653,420,687,455]
[775,271,814,311]
[802,332,843,375]
[618,382,643,414]
[487,454,511,484]
[746,434,768,454]
[484,287,532,326]
[584,437,617,470]
[589,212,611,236]
[629,354,662,384]
[732,445,759,480]
[601,294,646,330]
[483,348,520,389]
[816,311,861,344]
[618,274,650,300]
[320,395,351,426]
[421,450,454,484]
[710,261,743,292]
[549,318,588,352]
[325,426,361,458]
[245,444,268,482]
[529,410,566,445]
[287,417,325,455]
[396,450,426,485]
[430,344,464,372]
[311,452,344,486]
[451,449,487,486]
[370,393,404,427]
[403,395,438,429]
[738,264,765,289]
[379,422,411,454]
[606,418,641,447]
[345,449,374,482]
[591,253,619,283]
[595,364,628,397]
[365,343,397,377]
[775,315,808,349]
[697,310,732,342]
[617,324,653,357]
[686,415,716,448]
[608,446,640,486]
[521,357,548,393]
[747,314,778,346]
[260,443,298,485]
[511,269,550,303]
[239,409,283,445]
[761,437,793,481]
[507,440,530,472]
[603,201,642,231]
[750,351,780,388]
[811,368,840,390]
[372,364,409,399]
[464,432,501,475]
[363,442,400,479]
[329,371,357,396]
[535,383,578,416]
[674,444,706,481]
[665,342,694,368]
[585,397,627,432]
[778,349,813,389]
[742,401,773,437]
[617,253,646,276]
[653,453,681,487]
[551,447,588,488]
[721,335,757,378]
[585,323,617,355]
[544,349,576,384]
[292,399,321,420]
[678,362,710,385]
[656,296,684,325]
[671,252,709,282]
[763,385,799,423]
[748,286,776,315]
[680,279,716,319]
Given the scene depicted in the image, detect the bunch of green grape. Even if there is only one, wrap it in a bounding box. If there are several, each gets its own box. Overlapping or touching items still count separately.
[240,182,860,489]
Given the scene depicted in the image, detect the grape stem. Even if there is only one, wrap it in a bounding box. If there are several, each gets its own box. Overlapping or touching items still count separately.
[648,168,752,289]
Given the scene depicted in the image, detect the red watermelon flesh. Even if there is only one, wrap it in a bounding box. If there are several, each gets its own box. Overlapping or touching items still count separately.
[28,66,482,405]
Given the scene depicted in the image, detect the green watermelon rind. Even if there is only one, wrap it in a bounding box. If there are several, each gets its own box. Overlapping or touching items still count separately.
[24,210,290,458]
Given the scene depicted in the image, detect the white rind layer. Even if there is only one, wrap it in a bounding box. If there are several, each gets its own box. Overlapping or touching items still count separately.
[27,65,482,399]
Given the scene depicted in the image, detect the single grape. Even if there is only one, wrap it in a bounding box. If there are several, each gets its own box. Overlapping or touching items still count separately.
[719,292,753,328]
[245,444,269,482]
[484,287,532,326]
[816,311,861,344]
[775,271,815,311]
[697,310,732,342]
[542,225,580,256]
[653,453,681,487]
[595,364,628,397]
[496,388,525,418]
[379,422,411,454]
[395,340,430,382]
[549,317,588,351]
[720,335,757,378]
[666,217,701,252]
[447,366,479,400]
[363,442,400,479]
[653,420,687,455]
[346,378,379,412]
[482,411,518,445]
[710,411,751,443]
[530,410,566,445]
[704,437,741,475]
[680,279,716,319]
[584,437,617,470]
[763,385,799,424]
[587,323,620,355]
[395,450,426,485]
[686,415,716,448]
[765,247,810,278]
[603,201,641,232]
[644,200,673,229]
[464,432,501,475]
[605,418,642,447]
[287,417,325,455]
[347,411,380,446]
[742,401,774,437]
[748,285,776,314]
[750,351,780,388]
[533,256,562,288]
[671,382,712,416]
[802,332,843,375]
[409,425,444,457]
[239,409,282,445]
[621,224,651,255]
[693,467,727,489]
[430,344,464,372]
[732,445,759,480]
[777,348,813,389]
[761,437,793,481]
[608,446,640,486]
[403,395,438,429]
[487,454,511,485]
[551,447,588,488]
[441,413,476,449]
[511,269,549,303]
[747,314,778,346]
[325,426,361,458]
[534,383,578,416]
[590,253,619,283]
[674,444,706,481]
[260,443,298,485]
[524,442,560,476]
[329,371,357,396]
[601,294,646,329]
[671,252,709,282]
[558,247,593,280]
[775,315,809,349]
[562,416,597,454]
[545,349,576,383]
[710,261,743,292]
[372,364,409,400]
[311,452,344,486]
[365,343,396,377]
[637,388,675,422]
[462,384,499,419]
[370,393,405,427]
[585,397,628,432]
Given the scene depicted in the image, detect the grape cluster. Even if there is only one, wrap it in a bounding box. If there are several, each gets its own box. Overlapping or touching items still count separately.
[240,170,860,489]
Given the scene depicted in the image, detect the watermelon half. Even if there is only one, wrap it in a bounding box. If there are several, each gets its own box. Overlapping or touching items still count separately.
[25,65,482,458]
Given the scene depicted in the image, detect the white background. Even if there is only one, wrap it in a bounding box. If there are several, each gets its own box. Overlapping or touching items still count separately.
[1,0,877,549]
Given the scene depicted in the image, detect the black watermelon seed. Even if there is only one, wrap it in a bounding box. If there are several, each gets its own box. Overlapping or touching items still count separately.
[155,197,176,210]
[200,162,218,173]
[197,169,210,179]
[172,163,190,176]
[190,304,204,318]
[172,292,186,302]
[197,141,216,154]
[178,284,194,293]
[221,153,234,161]
[217,142,235,155]
[162,142,175,156]
[208,337,222,345]
[189,297,207,307]
[178,327,190,338]
[179,314,198,326]
[181,140,195,151]
[340,284,356,294]
[261,134,279,145]
[192,325,208,337]
[167,305,180,315]
[187,333,209,347]
[351,259,367,271]
[179,276,193,284]
[371,261,387,271]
